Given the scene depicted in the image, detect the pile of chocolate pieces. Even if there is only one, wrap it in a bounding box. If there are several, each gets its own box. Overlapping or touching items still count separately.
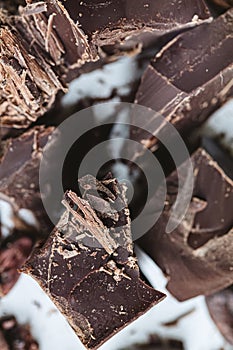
[1,0,233,349]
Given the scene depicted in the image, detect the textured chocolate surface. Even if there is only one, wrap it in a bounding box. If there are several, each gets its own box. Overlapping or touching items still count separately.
[0,0,211,128]
[138,145,233,301]
[23,175,165,349]
[132,9,233,151]
[61,0,210,50]
[0,0,95,129]
[0,126,54,235]
[206,286,233,345]
[0,315,39,350]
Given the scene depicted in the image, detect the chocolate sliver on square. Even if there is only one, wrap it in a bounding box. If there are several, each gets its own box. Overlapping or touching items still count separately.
[22,175,165,349]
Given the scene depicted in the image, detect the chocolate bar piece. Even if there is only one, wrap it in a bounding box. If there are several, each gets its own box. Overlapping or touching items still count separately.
[0,315,39,349]
[0,0,96,129]
[120,334,184,350]
[206,286,233,345]
[61,0,210,53]
[22,175,165,349]
[0,194,39,295]
[138,142,233,301]
[0,126,54,235]
[132,9,233,151]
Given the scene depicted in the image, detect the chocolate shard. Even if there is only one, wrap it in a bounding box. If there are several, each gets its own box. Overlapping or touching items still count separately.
[0,315,39,350]
[206,286,233,345]
[60,0,211,55]
[132,9,233,151]
[0,194,40,295]
[0,126,54,236]
[138,143,233,301]
[120,334,184,350]
[0,0,96,129]
[22,175,165,350]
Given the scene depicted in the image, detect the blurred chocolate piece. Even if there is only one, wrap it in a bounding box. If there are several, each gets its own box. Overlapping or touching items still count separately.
[206,286,233,345]
[132,9,233,151]
[120,334,184,349]
[0,194,39,295]
[209,0,233,9]
[0,0,25,14]
[0,126,54,235]
[139,142,233,301]
[0,315,39,350]
[22,175,165,349]
[61,0,210,56]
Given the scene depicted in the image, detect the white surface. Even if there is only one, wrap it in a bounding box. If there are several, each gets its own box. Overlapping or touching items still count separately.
[201,99,233,155]
[62,56,141,107]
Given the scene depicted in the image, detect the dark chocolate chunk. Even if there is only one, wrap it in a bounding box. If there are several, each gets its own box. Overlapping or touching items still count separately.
[138,144,233,301]
[22,175,165,349]
[0,126,54,236]
[132,9,233,151]
[0,315,39,350]
[59,0,211,58]
[0,1,96,129]
[206,286,233,345]
[120,334,184,350]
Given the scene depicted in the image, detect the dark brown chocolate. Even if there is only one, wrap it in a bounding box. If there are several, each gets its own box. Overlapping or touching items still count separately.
[120,334,184,350]
[0,194,39,295]
[209,0,233,9]
[132,9,233,151]
[61,0,210,52]
[0,315,39,350]
[0,126,54,236]
[0,0,25,14]
[206,286,233,345]
[22,175,165,349]
[0,1,96,129]
[62,0,209,47]
[138,144,233,301]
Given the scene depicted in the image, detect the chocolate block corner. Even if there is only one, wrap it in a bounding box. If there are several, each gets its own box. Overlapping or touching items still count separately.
[132,9,233,151]
[138,144,233,301]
